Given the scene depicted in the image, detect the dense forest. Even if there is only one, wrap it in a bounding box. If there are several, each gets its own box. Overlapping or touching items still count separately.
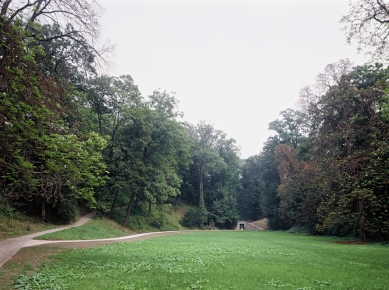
[1,0,389,241]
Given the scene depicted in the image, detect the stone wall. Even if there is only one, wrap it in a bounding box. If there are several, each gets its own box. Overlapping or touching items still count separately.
[235,220,264,231]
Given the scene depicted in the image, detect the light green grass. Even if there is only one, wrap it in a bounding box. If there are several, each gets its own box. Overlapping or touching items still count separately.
[35,218,134,240]
[14,231,389,289]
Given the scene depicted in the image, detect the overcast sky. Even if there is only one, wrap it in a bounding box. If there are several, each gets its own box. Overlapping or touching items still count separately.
[98,0,365,158]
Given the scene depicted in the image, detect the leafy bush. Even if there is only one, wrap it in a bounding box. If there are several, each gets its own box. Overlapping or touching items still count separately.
[0,196,16,218]
[324,222,354,237]
[51,199,78,224]
[150,204,179,231]
[181,208,203,228]
[286,224,310,234]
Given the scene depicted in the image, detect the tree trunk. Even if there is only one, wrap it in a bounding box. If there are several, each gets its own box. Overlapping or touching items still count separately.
[199,175,204,207]
[109,189,118,218]
[41,199,46,221]
[148,200,152,223]
[0,1,11,16]
[358,196,366,242]
[359,222,366,243]
[124,193,136,226]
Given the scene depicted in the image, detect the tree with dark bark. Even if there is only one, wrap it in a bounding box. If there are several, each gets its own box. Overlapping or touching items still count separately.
[342,0,389,62]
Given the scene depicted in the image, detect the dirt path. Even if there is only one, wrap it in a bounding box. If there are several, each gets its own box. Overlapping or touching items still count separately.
[0,212,98,268]
[0,212,191,270]
[0,211,202,290]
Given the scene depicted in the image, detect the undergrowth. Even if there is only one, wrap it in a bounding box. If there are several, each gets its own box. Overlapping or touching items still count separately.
[111,200,188,231]
[0,197,54,239]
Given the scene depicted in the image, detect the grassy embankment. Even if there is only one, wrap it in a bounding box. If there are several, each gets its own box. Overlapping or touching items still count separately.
[0,199,192,241]
[0,211,55,240]
[35,218,136,240]
[35,200,192,240]
[10,231,389,290]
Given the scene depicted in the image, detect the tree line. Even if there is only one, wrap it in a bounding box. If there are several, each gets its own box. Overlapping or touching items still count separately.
[238,0,389,242]
[0,0,240,228]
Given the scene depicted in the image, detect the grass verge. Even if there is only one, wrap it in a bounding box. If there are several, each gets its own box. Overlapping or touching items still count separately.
[0,213,55,240]
[8,231,389,290]
[34,217,135,240]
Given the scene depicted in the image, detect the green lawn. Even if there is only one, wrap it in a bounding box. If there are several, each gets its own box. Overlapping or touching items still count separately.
[14,231,389,289]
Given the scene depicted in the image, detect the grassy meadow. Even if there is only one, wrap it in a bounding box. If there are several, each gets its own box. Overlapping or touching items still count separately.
[13,231,389,289]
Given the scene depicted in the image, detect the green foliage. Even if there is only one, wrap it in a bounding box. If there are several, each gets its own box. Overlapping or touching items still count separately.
[13,231,389,289]
[0,196,16,218]
[110,201,182,231]
[297,60,389,241]
[52,199,79,224]
[209,192,239,229]
[275,144,319,233]
[286,224,310,235]
[268,109,308,149]
[37,132,108,208]
[237,136,287,230]
[237,155,262,220]
[0,17,108,219]
[1,1,239,232]
[181,208,203,228]
[182,122,241,228]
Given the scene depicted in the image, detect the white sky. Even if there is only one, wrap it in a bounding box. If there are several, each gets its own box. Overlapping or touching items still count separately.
[98,0,365,158]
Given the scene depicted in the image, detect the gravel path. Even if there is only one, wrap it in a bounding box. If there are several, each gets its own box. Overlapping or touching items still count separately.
[0,212,180,268]
[0,212,98,268]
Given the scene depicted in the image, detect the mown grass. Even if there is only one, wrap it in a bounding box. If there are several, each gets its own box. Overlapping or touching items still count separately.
[13,231,389,289]
[35,218,135,240]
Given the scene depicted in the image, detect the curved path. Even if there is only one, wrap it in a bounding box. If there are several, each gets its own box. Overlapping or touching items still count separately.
[0,213,178,268]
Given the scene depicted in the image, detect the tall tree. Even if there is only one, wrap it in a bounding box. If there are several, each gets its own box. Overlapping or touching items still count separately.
[130,90,191,226]
[268,109,308,149]
[0,0,108,66]
[182,122,241,228]
[274,144,319,233]
[299,60,389,241]
[186,122,220,223]
[0,0,109,220]
[341,0,389,61]
[237,155,262,220]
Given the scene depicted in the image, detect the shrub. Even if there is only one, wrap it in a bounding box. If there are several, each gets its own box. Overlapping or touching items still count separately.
[181,208,203,228]
[0,196,16,218]
[51,199,78,224]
